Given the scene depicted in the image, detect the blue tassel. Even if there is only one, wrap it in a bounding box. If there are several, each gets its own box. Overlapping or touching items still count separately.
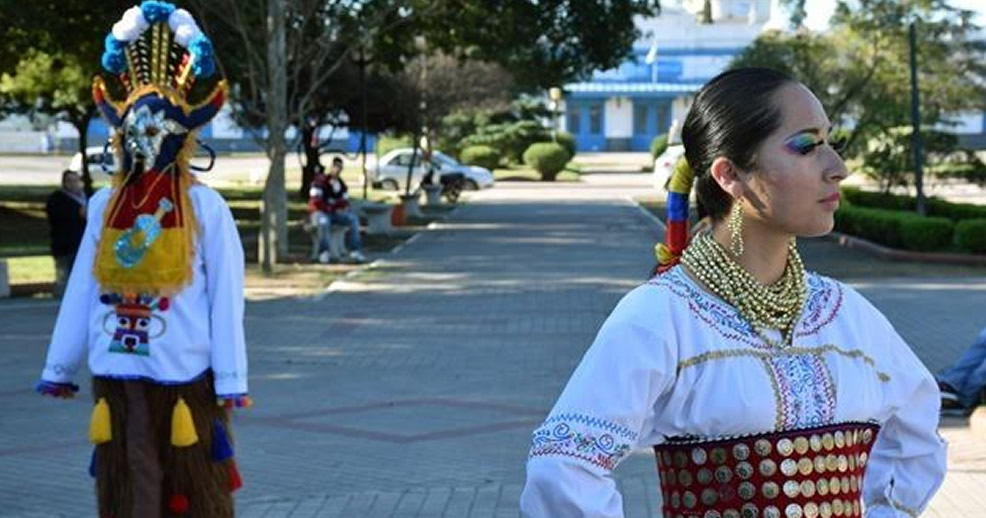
[211,420,234,462]
[88,448,97,478]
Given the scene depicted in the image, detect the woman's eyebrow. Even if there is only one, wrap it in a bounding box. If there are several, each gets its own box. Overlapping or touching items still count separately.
[786,125,833,139]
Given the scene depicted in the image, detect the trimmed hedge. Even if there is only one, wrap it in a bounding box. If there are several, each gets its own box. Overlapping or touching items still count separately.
[899,217,955,251]
[834,206,954,251]
[650,134,669,159]
[955,219,986,254]
[841,187,986,221]
[556,132,577,160]
[459,145,500,170]
[523,142,570,181]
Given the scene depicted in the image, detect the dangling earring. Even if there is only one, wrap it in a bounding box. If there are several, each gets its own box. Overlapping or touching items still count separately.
[729,199,744,257]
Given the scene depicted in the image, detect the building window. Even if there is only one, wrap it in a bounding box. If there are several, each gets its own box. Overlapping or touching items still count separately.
[589,105,602,134]
[568,109,581,134]
[634,103,649,135]
[656,103,670,134]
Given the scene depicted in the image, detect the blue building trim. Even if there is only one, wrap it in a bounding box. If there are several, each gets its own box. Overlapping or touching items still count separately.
[628,46,744,57]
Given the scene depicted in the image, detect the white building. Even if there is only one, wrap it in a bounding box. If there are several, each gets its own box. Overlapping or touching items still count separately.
[562,0,986,152]
[562,0,777,152]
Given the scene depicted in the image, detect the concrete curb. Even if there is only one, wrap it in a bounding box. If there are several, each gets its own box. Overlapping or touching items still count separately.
[826,231,986,267]
[625,196,666,231]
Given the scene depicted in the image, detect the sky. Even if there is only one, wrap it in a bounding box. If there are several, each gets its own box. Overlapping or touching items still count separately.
[801,0,986,31]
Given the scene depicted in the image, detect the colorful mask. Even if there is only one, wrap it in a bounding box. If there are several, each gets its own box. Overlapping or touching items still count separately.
[92,1,226,296]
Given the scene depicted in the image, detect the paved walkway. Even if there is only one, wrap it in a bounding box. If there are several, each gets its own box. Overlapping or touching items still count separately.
[1,175,985,517]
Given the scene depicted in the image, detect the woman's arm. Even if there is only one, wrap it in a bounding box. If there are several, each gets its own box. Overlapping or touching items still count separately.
[521,286,675,518]
[861,309,947,518]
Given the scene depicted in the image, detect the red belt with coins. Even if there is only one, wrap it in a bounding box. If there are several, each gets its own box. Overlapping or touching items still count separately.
[653,421,880,518]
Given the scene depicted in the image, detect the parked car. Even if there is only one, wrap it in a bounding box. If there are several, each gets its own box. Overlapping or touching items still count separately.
[652,143,685,191]
[68,146,119,175]
[373,148,495,191]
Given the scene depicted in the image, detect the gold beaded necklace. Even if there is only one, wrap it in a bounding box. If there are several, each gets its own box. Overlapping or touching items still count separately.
[680,231,807,348]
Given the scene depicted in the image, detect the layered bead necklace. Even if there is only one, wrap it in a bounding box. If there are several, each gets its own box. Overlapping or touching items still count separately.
[680,231,807,348]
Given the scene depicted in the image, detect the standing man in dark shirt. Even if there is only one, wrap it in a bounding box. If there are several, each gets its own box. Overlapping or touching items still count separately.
[45,170,87,297]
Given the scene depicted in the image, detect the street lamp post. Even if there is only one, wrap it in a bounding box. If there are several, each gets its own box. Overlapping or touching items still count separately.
[403,36,427,202]
[549,87,562,143]
[908,21,926,216]
[353,44,372,199]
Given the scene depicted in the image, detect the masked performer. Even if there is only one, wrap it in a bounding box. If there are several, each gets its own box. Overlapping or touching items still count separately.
[36,2,248,516]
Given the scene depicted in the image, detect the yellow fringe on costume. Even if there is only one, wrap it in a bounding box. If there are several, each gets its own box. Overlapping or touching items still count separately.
[668,157,695,194]
[89,398,112,444]
[655,242,677,265]
[93,135,200,297]
[171,397,199,447]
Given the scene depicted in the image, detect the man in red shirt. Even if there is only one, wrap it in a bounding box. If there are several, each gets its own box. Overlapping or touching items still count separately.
[307,158,366,263]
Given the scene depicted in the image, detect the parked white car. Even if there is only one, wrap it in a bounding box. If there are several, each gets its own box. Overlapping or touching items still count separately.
[68,146,119,175]
[373,148,495,191]
[652,143,685,191]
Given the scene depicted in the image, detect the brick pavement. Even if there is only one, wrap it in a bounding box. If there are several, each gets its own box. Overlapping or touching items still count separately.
[1,176,985,517]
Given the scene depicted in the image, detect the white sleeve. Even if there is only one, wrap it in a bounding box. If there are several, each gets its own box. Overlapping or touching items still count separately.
[40,189,109,385]
[861,307,947,518]
[521,286,676,518]
[200,189,248,398]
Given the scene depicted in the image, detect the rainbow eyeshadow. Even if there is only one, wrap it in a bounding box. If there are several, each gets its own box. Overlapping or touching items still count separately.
[785,133,824,155]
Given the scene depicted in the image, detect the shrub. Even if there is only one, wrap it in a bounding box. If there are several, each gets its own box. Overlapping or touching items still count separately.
[835,205,955,251]
[898,216,954,251]
[459,145,500,170]
[841,187,986,221]
[835,206,904,248]
[523,142,570,181]
[955,219,986,254]
[556,131,577,160]
[462,120,551,164]
[376,135,413,157]
[650,134,669,159]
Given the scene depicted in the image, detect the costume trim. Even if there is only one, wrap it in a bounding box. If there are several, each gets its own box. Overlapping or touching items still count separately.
[529,413,637,471]
[677,345,891,382]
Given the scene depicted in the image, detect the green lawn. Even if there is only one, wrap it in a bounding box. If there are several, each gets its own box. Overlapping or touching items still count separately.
[6,255,55,284]
[0,205,50,256]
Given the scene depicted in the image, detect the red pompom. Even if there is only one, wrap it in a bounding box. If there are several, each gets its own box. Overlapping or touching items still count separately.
[228,462,243,492]
[168,494,189,514]
[157,297,170,311]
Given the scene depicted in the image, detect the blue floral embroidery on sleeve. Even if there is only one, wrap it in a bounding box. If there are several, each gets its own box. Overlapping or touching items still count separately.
[528,413,637,471]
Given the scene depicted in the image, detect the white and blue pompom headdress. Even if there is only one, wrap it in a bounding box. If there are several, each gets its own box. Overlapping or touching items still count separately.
[100,1,217,98]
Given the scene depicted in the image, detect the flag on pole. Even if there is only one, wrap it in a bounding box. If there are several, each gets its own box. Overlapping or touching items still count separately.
[645,40,658,64]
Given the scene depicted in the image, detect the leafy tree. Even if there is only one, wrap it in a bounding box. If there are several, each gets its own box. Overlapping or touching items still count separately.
[0,0,135,195]
[189,0,662,268]
[731,0,986,199]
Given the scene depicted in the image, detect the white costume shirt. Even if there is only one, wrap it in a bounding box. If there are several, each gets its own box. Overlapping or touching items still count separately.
[521,266,946,518]
[40,184,248,398]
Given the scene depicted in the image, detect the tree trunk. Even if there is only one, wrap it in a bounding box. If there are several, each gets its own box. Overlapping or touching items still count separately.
[259,0,289,274]
[298,120,321,201]
[73,112,94,197]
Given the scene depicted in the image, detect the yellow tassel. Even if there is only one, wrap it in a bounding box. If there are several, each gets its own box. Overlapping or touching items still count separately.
[655,242,676,264]
[89,398,112,444]
[668,157,695,194]
[171,397,199,447]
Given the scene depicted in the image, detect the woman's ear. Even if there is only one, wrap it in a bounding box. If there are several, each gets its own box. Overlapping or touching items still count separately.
[709,157,745,199]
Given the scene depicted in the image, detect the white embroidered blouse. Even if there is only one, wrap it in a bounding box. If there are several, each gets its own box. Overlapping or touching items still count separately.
[521,266,946,518]
[39,184,248,398]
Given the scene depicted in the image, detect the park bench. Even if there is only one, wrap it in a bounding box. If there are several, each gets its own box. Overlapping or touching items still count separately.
[359,202,394,235]
[301,214,349,262]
